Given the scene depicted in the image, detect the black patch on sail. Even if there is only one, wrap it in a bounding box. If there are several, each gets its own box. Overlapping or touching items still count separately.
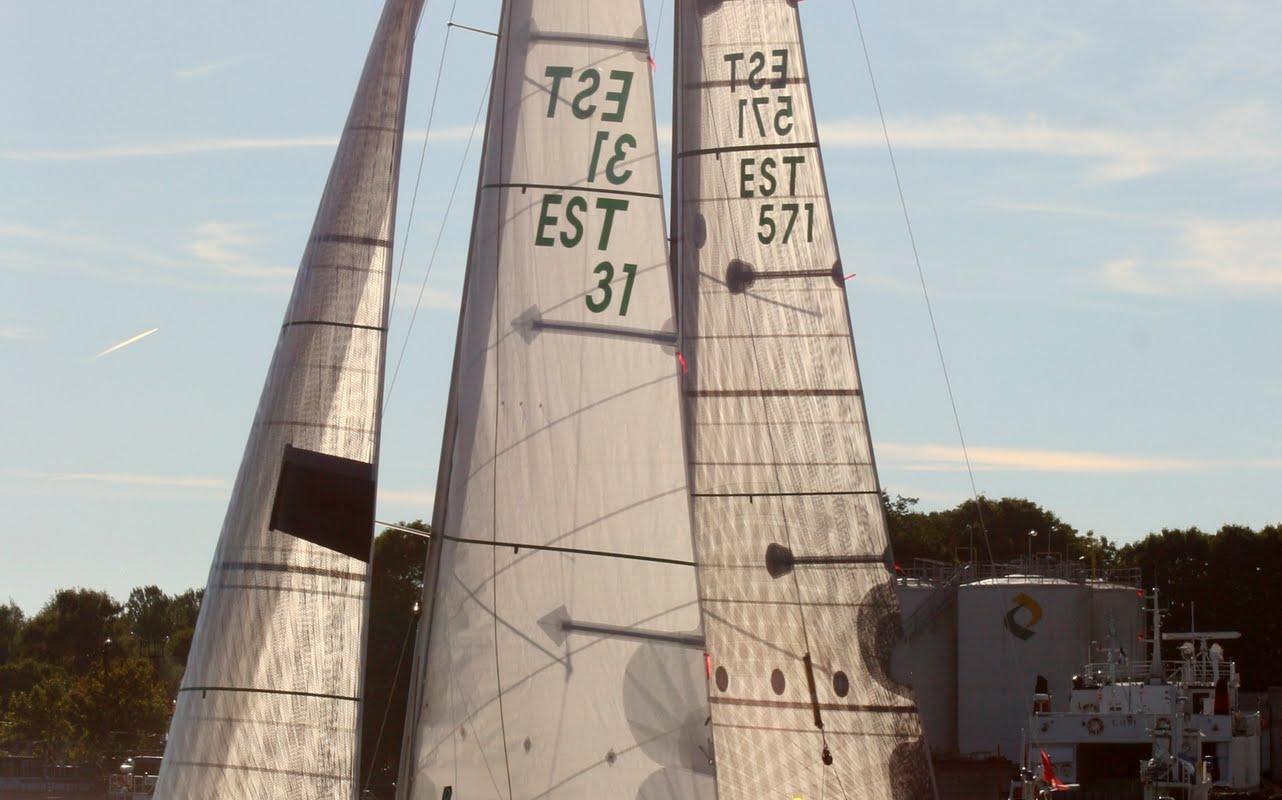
[855,579,912,697]
[269,444,376,561]
[888,737,934,798]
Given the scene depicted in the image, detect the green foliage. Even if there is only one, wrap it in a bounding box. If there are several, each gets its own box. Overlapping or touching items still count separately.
[360,522,430,790]
[20,589,124,675]
[64,656,170,766]
[0,603,24,665]
[5,671,70,761]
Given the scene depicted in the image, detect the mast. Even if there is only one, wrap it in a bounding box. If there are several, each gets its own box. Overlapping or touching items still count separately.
[155,1,424,797]
[398,1,714,797]
[672,2,938,798]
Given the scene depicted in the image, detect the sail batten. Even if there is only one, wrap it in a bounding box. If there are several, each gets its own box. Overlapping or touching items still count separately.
[673,1,937,798]
[155,1,425,797]
[400,2,715,798]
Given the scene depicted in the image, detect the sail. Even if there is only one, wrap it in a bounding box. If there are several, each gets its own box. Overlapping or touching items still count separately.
[672,2,937,798]
[399,2,714,798]
[155,1,424,797]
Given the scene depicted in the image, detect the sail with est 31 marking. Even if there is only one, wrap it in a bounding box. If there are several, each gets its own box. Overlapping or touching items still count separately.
[671,1,939,798]
[155,0,425,796]
[398,1,715,798]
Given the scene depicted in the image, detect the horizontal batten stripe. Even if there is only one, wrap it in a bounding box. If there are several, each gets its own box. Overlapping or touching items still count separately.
[691,489,878,498]
[219,561,365,582]
[529,31,648,51]
[561,621,705,648]
[711,721,913,739]
[530,318,678,344]
[163,759,348,782]
[282,320,387,332]
[483,181,661,200]
[710,696,917,715]
[685,388,860,398]
[678,141,818,159]
[682,77,810,90]
[443,533,696,568]
[178,685,359,703]
[311,233,392,248]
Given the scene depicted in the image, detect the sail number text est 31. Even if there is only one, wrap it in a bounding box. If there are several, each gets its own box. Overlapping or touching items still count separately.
[536,65,642,317]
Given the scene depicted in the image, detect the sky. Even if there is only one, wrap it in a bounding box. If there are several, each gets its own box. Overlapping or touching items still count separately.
[2,1,1280,614]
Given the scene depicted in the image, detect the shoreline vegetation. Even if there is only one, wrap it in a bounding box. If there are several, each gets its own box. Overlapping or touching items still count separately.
[2,501,1279,787]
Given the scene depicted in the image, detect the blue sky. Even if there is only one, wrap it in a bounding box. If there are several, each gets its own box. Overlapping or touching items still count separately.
[2,1,1279,613]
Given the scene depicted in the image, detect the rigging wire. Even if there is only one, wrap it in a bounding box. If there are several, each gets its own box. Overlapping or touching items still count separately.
[384,68,492,410]
[848,0,994,563]
[389,0,463,329]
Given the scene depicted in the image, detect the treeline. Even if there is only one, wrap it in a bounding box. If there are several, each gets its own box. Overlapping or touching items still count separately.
[2,505,1279,781]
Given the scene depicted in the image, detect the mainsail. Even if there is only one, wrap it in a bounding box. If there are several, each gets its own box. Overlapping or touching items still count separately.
[156,0,424,796]
[399,2,714,797]
[672,1,938,798]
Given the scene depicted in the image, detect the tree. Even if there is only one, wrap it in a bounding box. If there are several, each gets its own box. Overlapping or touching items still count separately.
[359,522,430,791]
[4,671,70,761]
[64,656,170,767]
[21,589,123,675]
[0,602,24,665]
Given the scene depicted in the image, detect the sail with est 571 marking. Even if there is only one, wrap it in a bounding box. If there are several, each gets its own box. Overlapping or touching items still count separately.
[155,0,424,796]
[672,1,939,798]
[397,1,715,798]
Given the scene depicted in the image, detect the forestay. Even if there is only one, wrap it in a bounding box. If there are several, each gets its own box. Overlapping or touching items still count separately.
[673,1,937,798]
[400,2,713,798]
[155,1,424,797]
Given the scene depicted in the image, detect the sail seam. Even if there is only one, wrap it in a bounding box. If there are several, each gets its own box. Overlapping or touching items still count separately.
[483,181,661,200]
[710,696,917,714]
[528,31,648,51]
[678,141,818,158]
[442,533,696,568]
[177,686,359,702]
[692,489,879,498]
[218,561,365,581]
[685,388,861,398]
[311,233,392,248]
[282,320,388,332]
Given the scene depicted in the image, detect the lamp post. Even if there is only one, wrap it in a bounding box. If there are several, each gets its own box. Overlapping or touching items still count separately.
[1027,530,1038,566]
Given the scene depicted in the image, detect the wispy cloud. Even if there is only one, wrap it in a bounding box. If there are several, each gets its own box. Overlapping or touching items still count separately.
[378,488,435,507]
[820,105,1282,182]
[0,126,474,163]
[175,57,244,81]
[11,470,228,491]
[0,325,36,341]
[1096,218,1282,296]
[187,221,293,281]
[878,442,1203,473]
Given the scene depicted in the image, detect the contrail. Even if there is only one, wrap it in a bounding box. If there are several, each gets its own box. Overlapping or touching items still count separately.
[95,327,159,358]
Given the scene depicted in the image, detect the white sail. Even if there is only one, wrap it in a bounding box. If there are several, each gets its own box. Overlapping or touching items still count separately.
[156,1,424,797]
[399,2,714,798]
[672,2,937,798]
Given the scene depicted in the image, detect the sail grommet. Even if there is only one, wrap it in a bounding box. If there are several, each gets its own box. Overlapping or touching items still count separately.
[833,670,850,698]
[606,749,617,765]
[523,737,532,753]
[822,745,833,766]
[715,665,729,692]
[725,259,757,294]
[771,669,786,695]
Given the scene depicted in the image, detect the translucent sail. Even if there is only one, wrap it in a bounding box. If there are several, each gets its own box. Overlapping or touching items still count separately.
[155,1,424,797]
[672,2,937,798]
[398,2,714,798]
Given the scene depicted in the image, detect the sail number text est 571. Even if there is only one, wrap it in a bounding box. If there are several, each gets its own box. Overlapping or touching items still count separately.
[537,65,641,317]
[723,48,816,246]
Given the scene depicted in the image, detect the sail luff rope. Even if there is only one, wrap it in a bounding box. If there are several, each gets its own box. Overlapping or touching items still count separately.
[387,0,462,356]
[848,0,994,563]
[385,72,493,408]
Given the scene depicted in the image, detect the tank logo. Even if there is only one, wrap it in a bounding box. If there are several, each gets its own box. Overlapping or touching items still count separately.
[1003,592,1043,640]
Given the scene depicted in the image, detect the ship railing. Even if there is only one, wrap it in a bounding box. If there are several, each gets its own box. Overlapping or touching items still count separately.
[1081,659,1237,686]
[895,558,1141,588]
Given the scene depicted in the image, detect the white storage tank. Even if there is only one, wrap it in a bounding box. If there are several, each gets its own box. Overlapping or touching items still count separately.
[1089,582,1144,659]
[957,576,1092,760]
[896,580,959,754]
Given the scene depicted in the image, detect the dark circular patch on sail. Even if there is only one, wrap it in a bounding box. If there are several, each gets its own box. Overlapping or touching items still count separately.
[523,737,532,753]
[692,213,708,248]
[623,641,714,774]
[770,668,786,695]
[833,670,850,698]
[715,665,729,692]
[725,259,756,294]
[830,260,847,286]
[856,580,913,697]
[888,737,934,799]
